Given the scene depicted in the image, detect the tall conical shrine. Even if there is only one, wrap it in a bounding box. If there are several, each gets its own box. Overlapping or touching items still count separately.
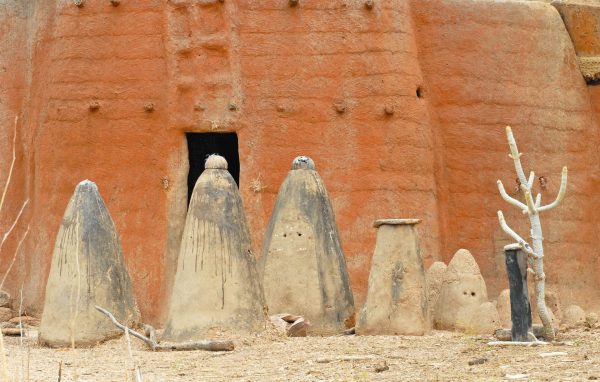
[260,156,355,335]
[163,155,265,341]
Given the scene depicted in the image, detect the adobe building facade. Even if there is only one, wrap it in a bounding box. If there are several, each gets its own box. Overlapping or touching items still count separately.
[1,0,599,325]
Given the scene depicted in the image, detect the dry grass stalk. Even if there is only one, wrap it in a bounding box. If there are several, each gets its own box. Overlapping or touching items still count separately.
[0,116,22,381]
[123,324,143,382]
[0,201,29,256]
[0,226,29,290]
[0,117,18,213]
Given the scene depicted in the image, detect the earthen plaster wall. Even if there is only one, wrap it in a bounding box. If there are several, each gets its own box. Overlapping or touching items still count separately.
[1,0,599,324]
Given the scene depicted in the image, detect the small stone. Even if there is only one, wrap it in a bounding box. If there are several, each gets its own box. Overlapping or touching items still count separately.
[384,104,394,115]
[563,305,586,328]
[0,308,13,322]
[289,0,299,6]
[506,374,528,380]
[374,360,389,373]
[0,291,10,308]
[228,103,238,111]
[468,358,487,366]
[110,0,120,5]
[364,0,374,10]
[586,312,598,328]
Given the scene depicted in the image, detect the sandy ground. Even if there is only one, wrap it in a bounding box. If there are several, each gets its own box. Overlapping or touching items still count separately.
[3,327,600,381]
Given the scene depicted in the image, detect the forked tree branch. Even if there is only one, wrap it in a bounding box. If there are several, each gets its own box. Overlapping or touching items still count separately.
[537,167,568,213]
[497,181,527,212]
[497,211,540,258]
[527,171,535,189]
[95,306,234,352]
[521,185,537,215]
[506,126,528,185]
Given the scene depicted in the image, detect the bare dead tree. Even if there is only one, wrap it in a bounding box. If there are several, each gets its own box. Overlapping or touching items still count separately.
[496,126,567,342]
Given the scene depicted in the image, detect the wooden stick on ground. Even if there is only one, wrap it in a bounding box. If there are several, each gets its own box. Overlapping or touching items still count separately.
[95,306,234,352]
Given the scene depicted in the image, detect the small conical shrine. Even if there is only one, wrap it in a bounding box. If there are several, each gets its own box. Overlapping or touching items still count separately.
[260,156,355,335]
[39,180,139,347]
[163,155,265,341]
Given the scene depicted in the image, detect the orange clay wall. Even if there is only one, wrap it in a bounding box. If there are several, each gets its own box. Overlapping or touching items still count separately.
[0,0,599,325]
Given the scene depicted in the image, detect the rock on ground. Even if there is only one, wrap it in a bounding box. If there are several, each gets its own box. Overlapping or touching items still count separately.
[563,305,586,328]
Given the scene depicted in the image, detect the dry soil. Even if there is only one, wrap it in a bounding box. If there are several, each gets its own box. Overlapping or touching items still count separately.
[3,327,600,381]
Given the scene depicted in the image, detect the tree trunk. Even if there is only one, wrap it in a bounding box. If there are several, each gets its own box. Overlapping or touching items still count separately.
[504,245,532,341]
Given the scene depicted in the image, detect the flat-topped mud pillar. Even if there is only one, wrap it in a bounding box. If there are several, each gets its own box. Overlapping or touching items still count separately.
[357,219,429,335]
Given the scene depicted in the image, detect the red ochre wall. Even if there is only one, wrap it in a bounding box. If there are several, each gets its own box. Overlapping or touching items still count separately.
[0,0,599,325]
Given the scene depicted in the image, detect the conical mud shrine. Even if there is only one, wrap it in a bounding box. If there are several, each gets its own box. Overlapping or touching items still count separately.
[260,156,355,335]
[39,180,139,347]
[2,0,600,378]
[163,155,265,341]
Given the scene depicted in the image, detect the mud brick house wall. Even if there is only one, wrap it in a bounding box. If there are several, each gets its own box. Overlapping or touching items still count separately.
[1,0,600,325]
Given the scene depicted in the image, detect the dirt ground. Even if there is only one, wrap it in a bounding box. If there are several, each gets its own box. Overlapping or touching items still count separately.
[3,327,600,381]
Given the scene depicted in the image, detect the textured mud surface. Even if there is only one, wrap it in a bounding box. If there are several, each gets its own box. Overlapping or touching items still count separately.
[4,328,600,381]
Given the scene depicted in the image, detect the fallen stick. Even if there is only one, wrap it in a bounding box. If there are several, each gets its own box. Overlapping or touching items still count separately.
[315,355,379,363]
[95,306,234,352]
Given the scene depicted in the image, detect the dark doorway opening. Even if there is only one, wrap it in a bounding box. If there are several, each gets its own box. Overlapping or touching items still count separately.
[186,132,239,205]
